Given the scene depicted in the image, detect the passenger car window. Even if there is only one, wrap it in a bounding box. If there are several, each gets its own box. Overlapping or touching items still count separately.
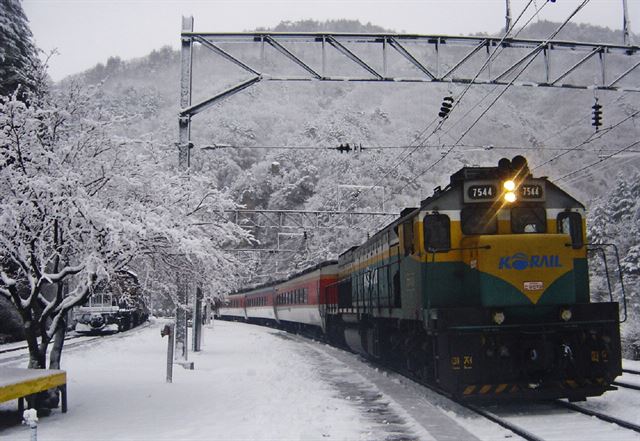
[424,214,451,251]
[558,211,583,248]
[461,207,498,235]
[511,206,547,233]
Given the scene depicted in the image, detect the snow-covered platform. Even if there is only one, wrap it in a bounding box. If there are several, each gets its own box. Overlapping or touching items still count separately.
[0,368,67,413]
[0,320,485,440]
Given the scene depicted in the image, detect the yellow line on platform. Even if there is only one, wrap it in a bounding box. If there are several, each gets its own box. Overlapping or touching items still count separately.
[0,370,66,403]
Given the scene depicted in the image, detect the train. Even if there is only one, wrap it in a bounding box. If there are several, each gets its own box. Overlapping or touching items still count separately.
[74,270,149,334]
[219,156,622,401]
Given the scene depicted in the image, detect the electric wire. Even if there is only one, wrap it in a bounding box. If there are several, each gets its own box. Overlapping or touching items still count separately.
[347,0,566,235]
[437,0,550,140]
[394,0,593,197]
[335,0,540,221]
[554,138,640,183]
[532,108,640,170]
[411,0,538,147]
[533,93,629,148]
[190,143,640,152]
[359,1,553,234]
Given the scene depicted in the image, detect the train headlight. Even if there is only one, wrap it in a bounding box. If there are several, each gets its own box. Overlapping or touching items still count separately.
[504,191,517,203]
[503,180,516,191]
[492,311,506,325]
[560,308,573,321]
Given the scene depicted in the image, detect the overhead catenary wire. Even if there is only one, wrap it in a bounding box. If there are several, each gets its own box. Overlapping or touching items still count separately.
[534,93,630,147]
[553,139,640,183]
[188,143,640,153]
[409,0,539,149]
[116,136,640,154]
[437,0,551,140]
[394,0,593,197]
[531,108,640,170]
[357,2,554,235]
[335,0,541,221]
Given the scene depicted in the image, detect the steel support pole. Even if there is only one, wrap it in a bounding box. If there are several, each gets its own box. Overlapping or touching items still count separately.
[175,16,193,366]
[505,0,512,34]
[192,286,203,352]
[175,273,188,361]
[162,324,175,383]
[179,16,194,169]
[623,0,631,46]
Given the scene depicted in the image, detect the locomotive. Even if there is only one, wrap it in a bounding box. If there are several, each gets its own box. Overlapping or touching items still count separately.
[220,156,622,401]
[74,270,149,334]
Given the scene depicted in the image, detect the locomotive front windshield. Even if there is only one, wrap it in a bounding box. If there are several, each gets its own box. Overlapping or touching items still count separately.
[511,206,547,233]
[461,206,498,235]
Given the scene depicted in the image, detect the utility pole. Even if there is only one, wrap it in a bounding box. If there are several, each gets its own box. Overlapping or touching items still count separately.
[175,16,193,365]
[175,273,188,361]
[178,16,194,168]
[192,286,203,352]
[623,0,632,46]
[505,0,512,34]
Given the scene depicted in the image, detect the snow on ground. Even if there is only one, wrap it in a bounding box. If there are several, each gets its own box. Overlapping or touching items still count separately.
[1,321,640,441]
[0,320,374,441]
[624,359,640,371]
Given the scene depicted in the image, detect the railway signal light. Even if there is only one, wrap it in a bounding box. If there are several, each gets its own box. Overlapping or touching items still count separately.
[439,96,454,118]
[592,100,603,130]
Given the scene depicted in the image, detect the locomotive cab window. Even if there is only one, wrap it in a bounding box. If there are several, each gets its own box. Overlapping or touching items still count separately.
[511,206,547,233]
[402,219,415,256]
[558,211,583,249]
[424,214,451,252]
[461,207,498,235]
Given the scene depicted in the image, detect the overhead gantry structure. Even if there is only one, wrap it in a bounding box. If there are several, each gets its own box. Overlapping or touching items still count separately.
[178,17,640,168]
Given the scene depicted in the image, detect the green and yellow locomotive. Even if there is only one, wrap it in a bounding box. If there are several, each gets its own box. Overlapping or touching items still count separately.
[326,156,622,401]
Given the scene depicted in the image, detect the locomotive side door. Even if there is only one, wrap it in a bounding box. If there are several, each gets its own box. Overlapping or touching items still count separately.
[399,217,421,318]
[388,227,401,309]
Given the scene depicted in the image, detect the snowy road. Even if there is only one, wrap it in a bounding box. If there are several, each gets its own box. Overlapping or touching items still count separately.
[1,321,639,441]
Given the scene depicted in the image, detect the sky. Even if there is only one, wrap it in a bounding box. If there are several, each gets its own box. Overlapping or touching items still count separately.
[21,0,640,81]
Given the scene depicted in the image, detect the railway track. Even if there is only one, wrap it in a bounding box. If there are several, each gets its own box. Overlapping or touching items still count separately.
[0,335,86,356]
[314,330,640,441]
[555,399,640,433]
[612,368,640,391]
[341,350,640,441]
[362,350,640,441]
[0,322,151,366]
[462,403,545,441]
[410,368,640,441]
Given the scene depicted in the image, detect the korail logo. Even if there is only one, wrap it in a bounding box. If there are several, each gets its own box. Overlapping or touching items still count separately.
[499,253,561,270]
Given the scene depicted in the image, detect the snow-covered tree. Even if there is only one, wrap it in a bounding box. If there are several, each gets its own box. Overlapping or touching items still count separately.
[0,85,141,370]
[588,172,640,352]
[0,76,251,380]
[0,0,41,98]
